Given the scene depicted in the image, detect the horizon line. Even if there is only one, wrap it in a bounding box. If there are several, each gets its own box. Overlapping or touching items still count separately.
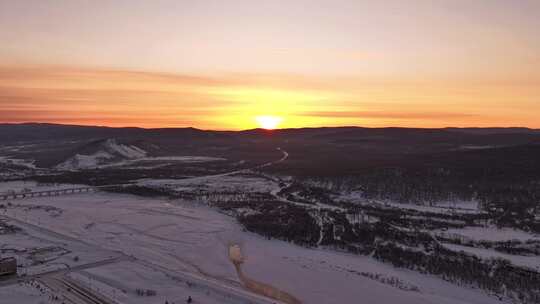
[1,122,538,132]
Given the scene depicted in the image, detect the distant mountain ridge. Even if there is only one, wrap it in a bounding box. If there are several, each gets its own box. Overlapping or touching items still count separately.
[1,123,540,169]
[1,123,539,144]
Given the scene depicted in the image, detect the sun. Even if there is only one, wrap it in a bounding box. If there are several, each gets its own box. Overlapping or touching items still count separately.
[255,115,283,130]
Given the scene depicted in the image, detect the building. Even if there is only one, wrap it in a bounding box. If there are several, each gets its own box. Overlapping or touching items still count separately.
[0,257,17,276]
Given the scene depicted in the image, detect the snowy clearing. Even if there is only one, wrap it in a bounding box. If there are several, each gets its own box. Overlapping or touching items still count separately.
[437,226,539,242]
[0,180,510,304]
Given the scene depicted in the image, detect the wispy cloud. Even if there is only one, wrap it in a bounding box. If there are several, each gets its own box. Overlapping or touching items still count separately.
[299,111,475,120]
[0,65,537,129]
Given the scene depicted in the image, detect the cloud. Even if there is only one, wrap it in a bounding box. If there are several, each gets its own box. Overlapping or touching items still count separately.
[0,65,536,129]
[299,111,475,120]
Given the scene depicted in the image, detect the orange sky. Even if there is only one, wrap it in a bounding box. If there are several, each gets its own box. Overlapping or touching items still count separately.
[1,1,539,130]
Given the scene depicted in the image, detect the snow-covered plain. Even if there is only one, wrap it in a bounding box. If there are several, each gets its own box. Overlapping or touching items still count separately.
[0,156,37,169]
[0,180,89,195]
[140,174,277,193]
[438,226,540,242]
[0,282,52,304]
[0,177,512,304]
[68,262,239,304]
[54,139,226,170]
[55,139,147,170]
[442,243,540,271]
[336,190,482,214]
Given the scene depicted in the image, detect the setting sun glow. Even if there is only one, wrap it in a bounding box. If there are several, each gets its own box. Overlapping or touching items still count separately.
[1,1,539,129]
[255,116,283,130]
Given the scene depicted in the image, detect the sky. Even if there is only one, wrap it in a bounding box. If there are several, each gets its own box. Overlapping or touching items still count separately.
[1,0,539,130]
